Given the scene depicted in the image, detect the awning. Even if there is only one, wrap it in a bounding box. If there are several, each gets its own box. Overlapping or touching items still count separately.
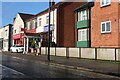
[26,29,36,33]
[23,33,40,38]
[13,33,22,40]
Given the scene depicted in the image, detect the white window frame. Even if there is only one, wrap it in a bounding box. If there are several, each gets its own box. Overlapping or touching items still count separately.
[39,18,42,26]
[27,22,30,30]
[78,29,89,41]
[80,10,87,21]
[32,20,36,29]
[101,0,111,7]
[78,12,81,21]
[46,15,49,24]
[101,21,111,33]
[78,9,89,21]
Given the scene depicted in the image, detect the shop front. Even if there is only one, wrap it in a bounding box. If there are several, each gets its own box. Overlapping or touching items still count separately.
[23,29,41,54]
[36,24,56,47]
[13,33,24,46]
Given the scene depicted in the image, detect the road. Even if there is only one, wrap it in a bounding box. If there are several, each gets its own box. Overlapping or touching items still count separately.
[1,52,120,79]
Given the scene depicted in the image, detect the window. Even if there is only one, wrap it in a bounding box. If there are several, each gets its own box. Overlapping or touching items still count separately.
[32,20,36,29]
[101,0,111,7]
[5,30,8,37]
[39,18,42,26]
[4,42,8,48]
[78,9,89,21]
[14,30,16,34]
[78,29,89,41]
[101,21,111,33]
[26,22,30,30]
[46,16,49,24]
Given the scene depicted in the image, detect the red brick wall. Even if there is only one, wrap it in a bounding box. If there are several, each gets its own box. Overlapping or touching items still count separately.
[57,2,84,47]
[91,1,119,48]
[118,4,120,47]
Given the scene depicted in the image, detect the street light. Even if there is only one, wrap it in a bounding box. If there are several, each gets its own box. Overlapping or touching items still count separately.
[48,0,53,61]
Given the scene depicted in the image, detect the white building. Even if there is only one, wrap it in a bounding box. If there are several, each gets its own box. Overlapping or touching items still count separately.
[0,24,13,51]
[12,13,34,46]
[36,8,57,46]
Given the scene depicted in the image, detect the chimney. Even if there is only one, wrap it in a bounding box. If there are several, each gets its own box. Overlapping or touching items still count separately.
[50,0,55,6]
[13,17,16,22]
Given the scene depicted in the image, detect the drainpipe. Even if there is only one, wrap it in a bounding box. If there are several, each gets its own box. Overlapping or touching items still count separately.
[86,7,89,48]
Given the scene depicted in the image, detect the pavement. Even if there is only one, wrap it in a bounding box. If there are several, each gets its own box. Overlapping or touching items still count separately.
[2,51,120,78]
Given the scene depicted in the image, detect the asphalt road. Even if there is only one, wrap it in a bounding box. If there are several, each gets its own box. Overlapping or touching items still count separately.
[1,52,120,79]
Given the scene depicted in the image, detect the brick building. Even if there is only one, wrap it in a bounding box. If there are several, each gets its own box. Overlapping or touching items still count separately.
[56,2,85,47]
[74,0,120,48]
[91,0,120,48]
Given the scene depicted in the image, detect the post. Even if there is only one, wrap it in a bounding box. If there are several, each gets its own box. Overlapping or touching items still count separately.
[48,0,51,61]
[23,37,26,54]
[26,37,29,54]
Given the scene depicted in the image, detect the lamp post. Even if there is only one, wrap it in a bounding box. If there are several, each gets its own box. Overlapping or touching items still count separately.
[48,0,54,61]
[48,0,52,61]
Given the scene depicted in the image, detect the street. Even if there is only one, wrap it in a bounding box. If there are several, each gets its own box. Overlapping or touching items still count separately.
[1,52,120,79]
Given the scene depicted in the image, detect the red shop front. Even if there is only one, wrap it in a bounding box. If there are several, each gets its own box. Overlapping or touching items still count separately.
[13,33,24,46]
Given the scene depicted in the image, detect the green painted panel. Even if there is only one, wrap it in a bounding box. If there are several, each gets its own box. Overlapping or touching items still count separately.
[76,20,89,29]
[76,41,89,48]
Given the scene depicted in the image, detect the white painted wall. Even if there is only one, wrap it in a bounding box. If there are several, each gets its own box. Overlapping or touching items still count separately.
[36,9,57,43]
[116,49,120,61]
[41,47,47,55]
[40,47,118,61]
[3,25,9,40]
[69,48,79,58]
[13,14,24,35]
[0,28,4,39]
[50,47,55,56]
[81,48,95,59]
[3,25,10,51]
[97,48,115,60]
[56,47,66,57]
[0,25,12,51]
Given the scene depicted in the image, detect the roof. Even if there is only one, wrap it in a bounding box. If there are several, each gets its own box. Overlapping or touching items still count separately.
[18,13,34,21]
[0,24,13,29]
[74,2,94,11]
[36,2,65,16]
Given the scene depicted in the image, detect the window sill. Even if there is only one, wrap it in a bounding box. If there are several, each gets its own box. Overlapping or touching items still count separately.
[101,4,111,8]
[101,31,111,34]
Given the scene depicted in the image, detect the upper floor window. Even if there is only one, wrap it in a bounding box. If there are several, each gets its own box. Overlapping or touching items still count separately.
[5,30,8,37]
[14,30,16,34]
[26,22,30,30]
[46,15,49,24]
[101,21,111,33]
[32,20,36,29]
[101,0,111,7]
[78,9,89,21]
[39,18,42,26]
